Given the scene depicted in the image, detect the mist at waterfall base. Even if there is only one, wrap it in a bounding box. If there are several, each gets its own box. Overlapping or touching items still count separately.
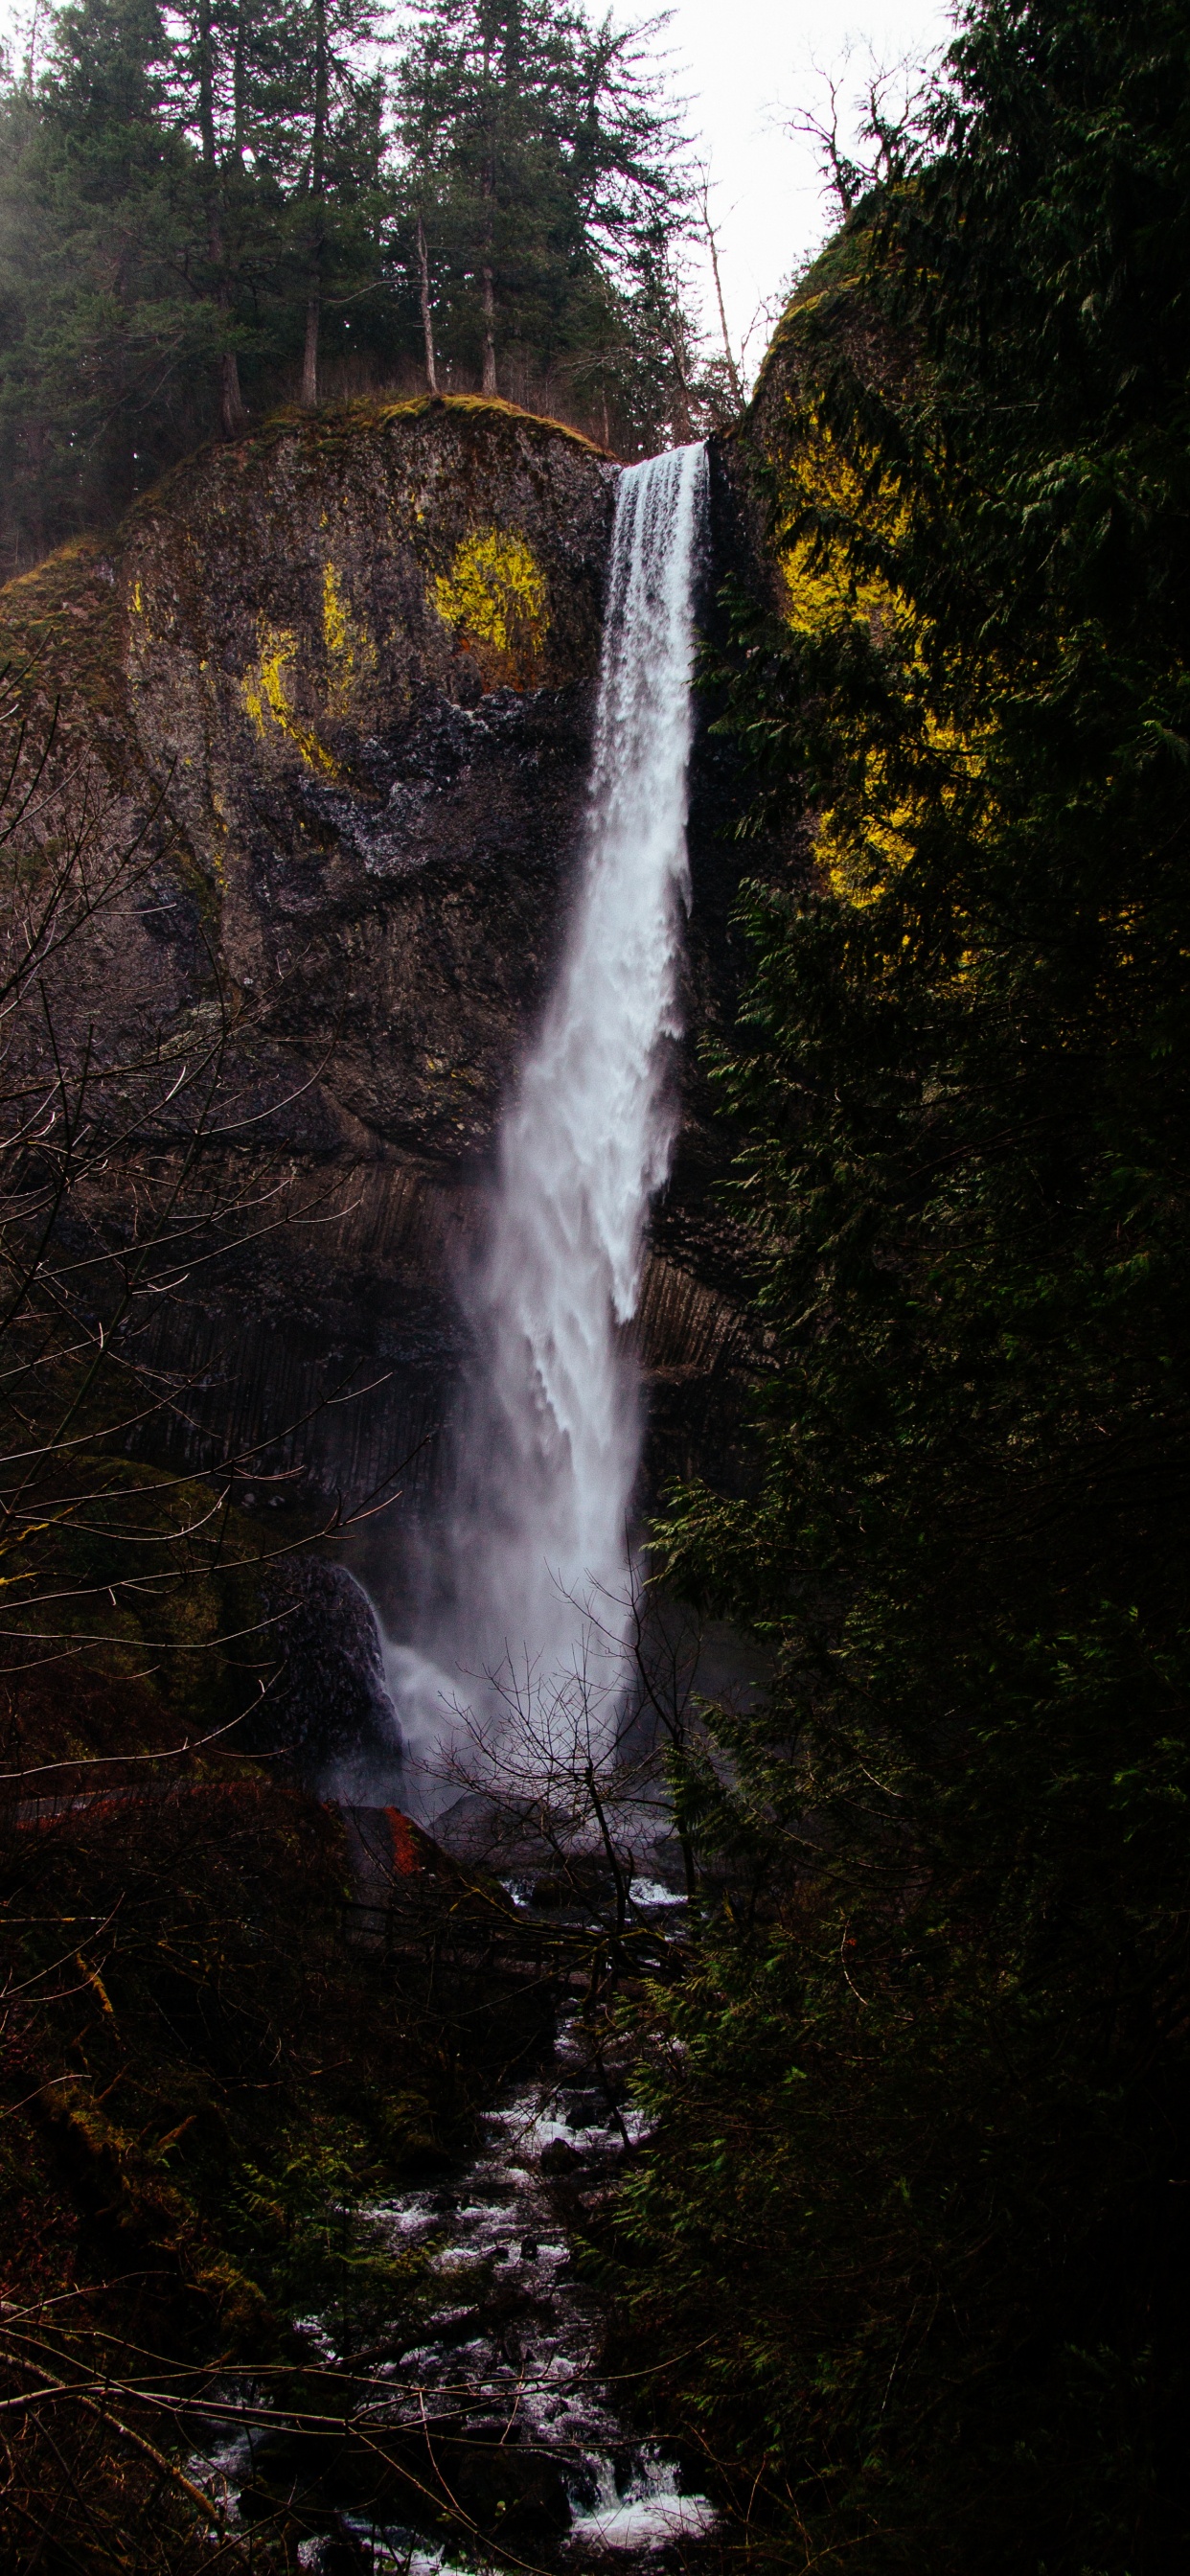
[374,443,708,1813]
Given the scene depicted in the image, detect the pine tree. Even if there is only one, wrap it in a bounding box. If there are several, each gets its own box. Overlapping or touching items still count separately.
[393,0,694,445]
[0,0,395,561]
[286,0,388,406]
[0,0,206,555]
[188,0,248,430]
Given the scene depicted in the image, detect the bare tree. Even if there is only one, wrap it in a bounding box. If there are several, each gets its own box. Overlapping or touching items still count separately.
[0,659,435,2570]
[417,211,441,394]
[788,49,927,217]
[695,165,744,412]
[416,1558,714,1967]
[0,659,417,1719]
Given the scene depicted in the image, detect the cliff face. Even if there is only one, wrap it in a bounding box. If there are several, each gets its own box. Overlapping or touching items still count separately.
[0,398,756,1539]
[9,397,612,1150]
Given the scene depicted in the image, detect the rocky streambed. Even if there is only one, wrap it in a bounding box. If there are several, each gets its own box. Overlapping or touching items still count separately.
[189,1907,713,2575]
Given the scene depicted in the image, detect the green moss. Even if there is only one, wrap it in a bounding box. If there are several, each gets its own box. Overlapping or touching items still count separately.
[0,529,102,607]
[746,212,872,429]
[142,389,606,496]
[0,532,125,723]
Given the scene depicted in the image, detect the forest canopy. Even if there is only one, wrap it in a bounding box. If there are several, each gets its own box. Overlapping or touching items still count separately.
[0,0,703,572]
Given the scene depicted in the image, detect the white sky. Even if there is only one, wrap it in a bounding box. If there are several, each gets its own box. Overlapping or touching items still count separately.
[660,0,958,380]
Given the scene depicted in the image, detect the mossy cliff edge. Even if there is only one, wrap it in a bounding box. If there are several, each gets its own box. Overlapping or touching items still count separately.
[0,396,755,1527]
[0,395,612,1155]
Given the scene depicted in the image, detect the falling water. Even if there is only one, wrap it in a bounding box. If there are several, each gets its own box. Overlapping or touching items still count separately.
[386,442,707,1773]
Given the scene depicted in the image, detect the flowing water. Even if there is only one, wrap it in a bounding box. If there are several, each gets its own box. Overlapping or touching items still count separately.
[383,443,708,1781]
[190,1980,715,2570]
[346,1996,714,2568]
[192,447,717,2568]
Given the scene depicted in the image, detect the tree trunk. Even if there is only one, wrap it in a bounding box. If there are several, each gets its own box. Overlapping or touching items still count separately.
[301,296,321,408]
[301,0,329,408]
[218,344,245,439]
[197,0,246,435]
[479,59,497,400]
[481,263,497,395]
[417,215,439,395]
[232,0,246,166]
[701,184,743,407]
[669,325,694,444]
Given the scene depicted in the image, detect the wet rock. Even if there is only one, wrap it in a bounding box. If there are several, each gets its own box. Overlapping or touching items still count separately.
[539,2136,585,2176]
[305,2526,372,2576]
[526,1865,613,1911]
[203,1999,717,2566]
[240,1555,398,1777]
[565,2095,606,2132]
[248,2421,571,2546]
[438,2433,572,2541]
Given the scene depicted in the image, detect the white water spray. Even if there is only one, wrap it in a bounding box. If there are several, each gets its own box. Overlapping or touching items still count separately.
[387,442,707,1769]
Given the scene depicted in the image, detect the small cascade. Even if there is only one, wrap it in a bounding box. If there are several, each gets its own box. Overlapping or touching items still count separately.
[383,444,708,1778]
[352,2002,716,2567]
[188,1986,717,2571]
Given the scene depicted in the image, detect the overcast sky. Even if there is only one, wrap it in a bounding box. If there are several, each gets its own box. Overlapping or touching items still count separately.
[664,0,958,378]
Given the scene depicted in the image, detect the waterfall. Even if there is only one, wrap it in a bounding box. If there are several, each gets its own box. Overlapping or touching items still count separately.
[384,442,708,1781]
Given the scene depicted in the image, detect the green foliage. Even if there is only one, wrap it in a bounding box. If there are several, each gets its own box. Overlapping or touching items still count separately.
[230,2130,429,2334]
[0,0,396,554]
[616,3,1190,2567]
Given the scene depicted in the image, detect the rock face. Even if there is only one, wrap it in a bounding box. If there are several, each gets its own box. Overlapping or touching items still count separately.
[249,1557,403,1786]
[0,397,759,1582]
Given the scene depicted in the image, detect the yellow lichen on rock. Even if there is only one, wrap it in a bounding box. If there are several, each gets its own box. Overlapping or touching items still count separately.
[778,414,988,909]
[322,561,375,714]
[241,625,339,776]
[432,528,548,688]
[323,562,349,662]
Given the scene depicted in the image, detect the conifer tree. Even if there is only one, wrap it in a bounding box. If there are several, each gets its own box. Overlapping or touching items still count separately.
[286,0,385,405]
[0,0,203,549]
[393,0,694,443]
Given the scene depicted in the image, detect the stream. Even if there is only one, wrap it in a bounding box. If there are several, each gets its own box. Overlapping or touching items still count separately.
[191,1899,715,2575]
[351,2000,714,2570]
